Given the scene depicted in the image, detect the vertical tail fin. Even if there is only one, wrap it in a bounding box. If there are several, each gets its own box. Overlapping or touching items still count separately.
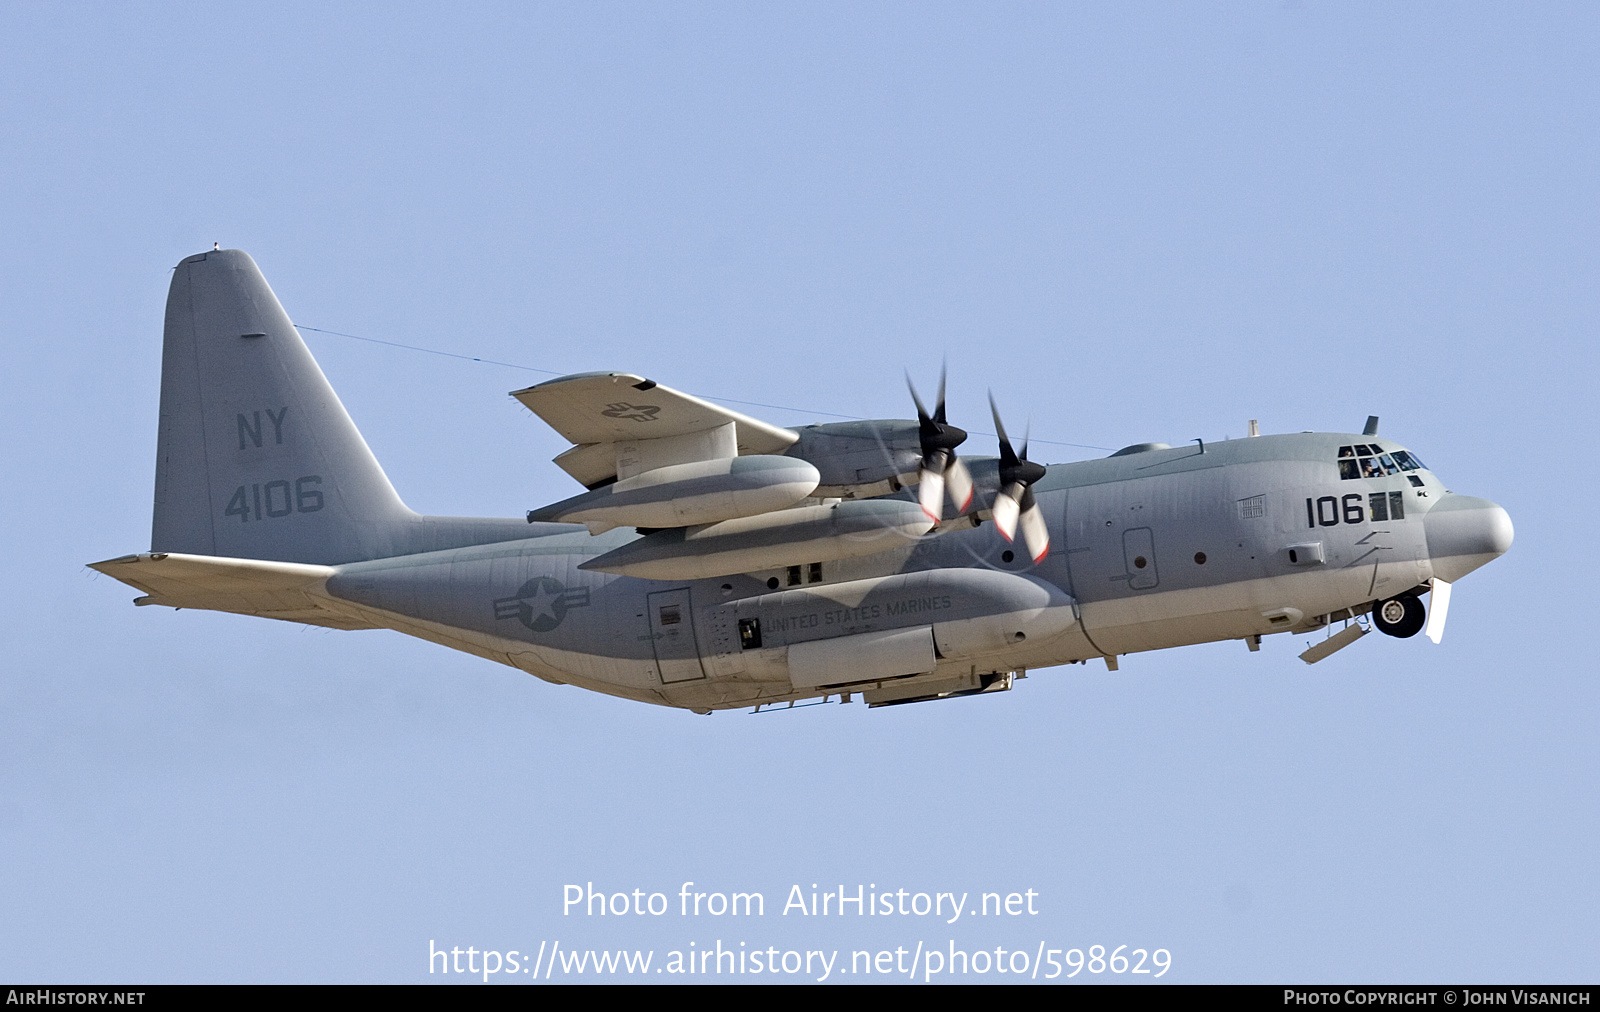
[153,249,419,564]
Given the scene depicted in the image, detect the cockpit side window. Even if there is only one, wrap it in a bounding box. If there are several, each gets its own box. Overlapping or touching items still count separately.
[1339,442,1428,479]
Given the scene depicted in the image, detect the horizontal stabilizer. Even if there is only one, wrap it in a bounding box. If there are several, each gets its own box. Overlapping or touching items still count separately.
[88,553,376,630]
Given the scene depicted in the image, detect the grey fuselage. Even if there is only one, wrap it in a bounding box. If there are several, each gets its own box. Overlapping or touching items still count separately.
[318,432,1508,711]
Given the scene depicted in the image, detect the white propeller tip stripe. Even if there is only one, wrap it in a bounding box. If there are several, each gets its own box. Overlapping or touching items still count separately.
[946,458,974,513]
[1019,504,1050,562]
[992,495,1020,541]
[919,470,945,523]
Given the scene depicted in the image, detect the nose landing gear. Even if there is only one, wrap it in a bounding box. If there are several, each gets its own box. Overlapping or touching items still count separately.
[1373,592,1427,638]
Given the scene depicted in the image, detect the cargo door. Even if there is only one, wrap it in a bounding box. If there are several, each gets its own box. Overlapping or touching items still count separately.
[647,588,707,683]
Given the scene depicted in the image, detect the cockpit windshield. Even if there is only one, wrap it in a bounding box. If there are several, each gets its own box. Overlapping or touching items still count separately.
[1337,442,1427,481]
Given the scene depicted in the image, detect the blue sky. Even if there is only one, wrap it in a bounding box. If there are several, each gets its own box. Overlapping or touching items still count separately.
[2,2,1595,983]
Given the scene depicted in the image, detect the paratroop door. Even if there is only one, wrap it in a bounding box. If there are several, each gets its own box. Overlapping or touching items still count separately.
[647,589,706,684]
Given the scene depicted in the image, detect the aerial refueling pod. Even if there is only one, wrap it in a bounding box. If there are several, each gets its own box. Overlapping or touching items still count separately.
[526,455,820,534]
[579,499,935,580]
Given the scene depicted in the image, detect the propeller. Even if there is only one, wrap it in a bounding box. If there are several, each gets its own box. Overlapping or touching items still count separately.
[907,367,974,523]
[989,393,1049,562]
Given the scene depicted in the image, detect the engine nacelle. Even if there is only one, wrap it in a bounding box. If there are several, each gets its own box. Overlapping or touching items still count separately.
[784,420,924,498]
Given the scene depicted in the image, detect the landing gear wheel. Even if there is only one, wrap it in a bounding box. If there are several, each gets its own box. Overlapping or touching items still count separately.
[1372,592,1426,638]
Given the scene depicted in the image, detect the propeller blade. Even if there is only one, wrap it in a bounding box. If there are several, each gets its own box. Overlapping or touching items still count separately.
[989,392,1017,465]
[1425,578,1452,644]
[908,369,968,522]
[988,391,1048,554]
[906,371,933,428]
[992,482,1023,541]
[1018,501,1050,562]
[945,456,974,513]
[918,460,946,522]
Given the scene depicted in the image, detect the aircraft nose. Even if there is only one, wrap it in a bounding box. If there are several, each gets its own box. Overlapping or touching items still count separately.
[1424,494,1514,582]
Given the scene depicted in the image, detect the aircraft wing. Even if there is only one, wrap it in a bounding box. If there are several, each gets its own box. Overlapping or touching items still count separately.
[512,372,798,488]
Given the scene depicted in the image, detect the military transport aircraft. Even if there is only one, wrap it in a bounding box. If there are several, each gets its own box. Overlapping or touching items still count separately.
[90,250,1514,712]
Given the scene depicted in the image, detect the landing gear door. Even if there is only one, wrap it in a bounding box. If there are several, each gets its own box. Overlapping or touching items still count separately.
[647,588,707,684]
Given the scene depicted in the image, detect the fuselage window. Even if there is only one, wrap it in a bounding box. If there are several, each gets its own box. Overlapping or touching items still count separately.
[1369,491,1406,520]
